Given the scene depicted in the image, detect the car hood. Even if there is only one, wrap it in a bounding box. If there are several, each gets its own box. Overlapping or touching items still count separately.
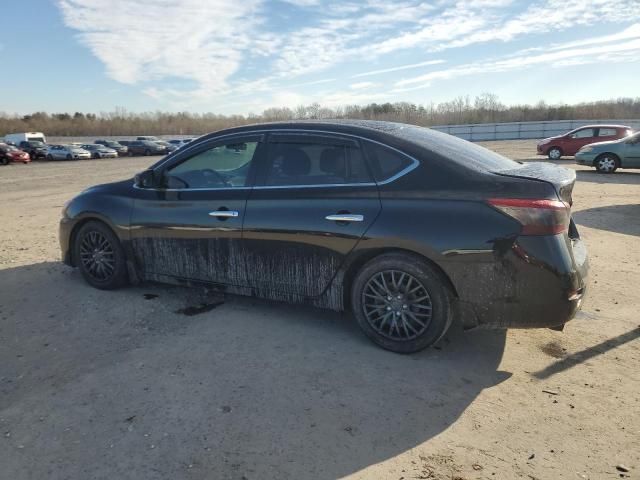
[79,179,134,196]
[538,135,562,143]
[582,139,622,149]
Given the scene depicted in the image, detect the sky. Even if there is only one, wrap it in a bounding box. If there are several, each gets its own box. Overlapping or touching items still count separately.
[1,0,639,115]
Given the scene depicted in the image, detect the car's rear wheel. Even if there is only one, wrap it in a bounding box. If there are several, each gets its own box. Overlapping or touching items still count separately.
[594,153,618,173]
[46,154,53,160]
[1,157,8,165]
[74,221,128,290]
[144,149,151,156]
[351,253,452,353]
[548,147,562,160]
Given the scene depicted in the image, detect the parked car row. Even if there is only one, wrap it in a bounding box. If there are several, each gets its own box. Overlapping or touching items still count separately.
[0,133,196,164]
[536,124,639,173]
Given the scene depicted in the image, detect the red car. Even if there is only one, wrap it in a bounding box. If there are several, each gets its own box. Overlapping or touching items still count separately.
[537,125,632,159]
[0,143,31,165]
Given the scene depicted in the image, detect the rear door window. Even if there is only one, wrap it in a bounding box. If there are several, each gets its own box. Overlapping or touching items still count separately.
[598,128,617,137]
[263,134,372,186]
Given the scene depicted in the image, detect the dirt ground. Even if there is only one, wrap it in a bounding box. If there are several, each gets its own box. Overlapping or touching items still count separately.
[0,140,638,480]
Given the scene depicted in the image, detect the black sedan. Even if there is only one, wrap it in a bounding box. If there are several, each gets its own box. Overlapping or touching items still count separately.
[59,121,588,353]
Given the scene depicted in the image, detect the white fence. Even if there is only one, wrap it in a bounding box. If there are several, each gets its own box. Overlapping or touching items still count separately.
[431,119,640,141]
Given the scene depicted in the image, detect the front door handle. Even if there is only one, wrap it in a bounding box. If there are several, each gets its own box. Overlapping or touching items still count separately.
[209,210,239,218]
[325,214,364,222]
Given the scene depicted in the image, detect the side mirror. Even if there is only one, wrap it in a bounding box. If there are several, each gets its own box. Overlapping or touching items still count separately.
[134,169,158,189]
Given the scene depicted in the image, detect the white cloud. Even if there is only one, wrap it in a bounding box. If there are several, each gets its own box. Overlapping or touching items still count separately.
[395,37,640,88]
[56,0,640,111]
[58,0,261,95]
[352,59,445,78]
[349,81,378,90]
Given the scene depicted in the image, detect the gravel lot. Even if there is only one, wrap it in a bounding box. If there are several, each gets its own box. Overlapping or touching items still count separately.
[1,140,639,480]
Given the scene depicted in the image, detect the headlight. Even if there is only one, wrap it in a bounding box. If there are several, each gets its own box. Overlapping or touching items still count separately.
[538,139,550,146]
[579,146,593,153]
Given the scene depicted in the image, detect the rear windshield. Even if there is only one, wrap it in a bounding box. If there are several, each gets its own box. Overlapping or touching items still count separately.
[394,124,520,172]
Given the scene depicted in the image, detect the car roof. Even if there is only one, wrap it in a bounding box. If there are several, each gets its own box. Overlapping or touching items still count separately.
[189,120,520,173]
[573,124,631,129]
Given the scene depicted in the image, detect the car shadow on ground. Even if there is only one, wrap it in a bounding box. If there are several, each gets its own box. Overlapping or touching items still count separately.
[575,169,640,185]
[1,262,510,480]
[573,204,640,236]
[533,326,640,380]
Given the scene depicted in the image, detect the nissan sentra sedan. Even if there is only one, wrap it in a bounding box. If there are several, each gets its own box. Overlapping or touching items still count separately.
[575,131,640,173]
[59,121,588,353]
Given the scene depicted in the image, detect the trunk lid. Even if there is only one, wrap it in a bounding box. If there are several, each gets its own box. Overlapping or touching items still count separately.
[495,163,576,205]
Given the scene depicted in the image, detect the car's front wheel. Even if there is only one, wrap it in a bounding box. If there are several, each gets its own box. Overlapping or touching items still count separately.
[74,221,128,289]
[594,153,618,173]
[351,253,452,353]
[548,147,562,160]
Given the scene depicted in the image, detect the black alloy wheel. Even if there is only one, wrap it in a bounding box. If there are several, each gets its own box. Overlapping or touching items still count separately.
[362,270,432,341]
[351,253,452,353]
[74,221,128,289]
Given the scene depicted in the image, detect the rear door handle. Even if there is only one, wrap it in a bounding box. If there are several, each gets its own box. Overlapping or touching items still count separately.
[325,214,364,222]
[209,210,239,218]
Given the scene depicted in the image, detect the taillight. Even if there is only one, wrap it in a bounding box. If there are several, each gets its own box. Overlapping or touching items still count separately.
[488,198,570,235]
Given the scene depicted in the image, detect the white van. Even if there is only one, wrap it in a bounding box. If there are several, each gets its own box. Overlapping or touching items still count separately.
[4,132,47,145]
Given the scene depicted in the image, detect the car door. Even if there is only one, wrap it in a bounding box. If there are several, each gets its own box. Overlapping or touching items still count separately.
[130,134,264,286]
[566,128,597,155]
[242,131,381,298]
[623,134,640,167]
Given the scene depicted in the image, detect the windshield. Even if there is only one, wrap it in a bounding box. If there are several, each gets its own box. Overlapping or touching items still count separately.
[105,142,120,147]
[28,141,45,147]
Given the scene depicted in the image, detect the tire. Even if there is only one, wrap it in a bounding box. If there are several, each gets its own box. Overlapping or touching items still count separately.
[548,147,562,160]
[66,154,73,160]
[128,151,134,157]
[144,149,151,156]
[350,253,453,353]
[0,157,8,166]
[594,153,619,174]
[46,154,53,160]
[73,221,128,290]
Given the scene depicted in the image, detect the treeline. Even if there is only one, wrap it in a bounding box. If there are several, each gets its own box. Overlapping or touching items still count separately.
[1,95,640,137]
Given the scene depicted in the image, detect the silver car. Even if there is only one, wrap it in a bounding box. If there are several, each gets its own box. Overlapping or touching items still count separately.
[46,144,91,160]
[81,144,118,159]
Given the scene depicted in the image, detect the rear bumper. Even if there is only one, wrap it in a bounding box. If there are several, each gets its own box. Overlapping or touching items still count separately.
[449,233,589,329]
